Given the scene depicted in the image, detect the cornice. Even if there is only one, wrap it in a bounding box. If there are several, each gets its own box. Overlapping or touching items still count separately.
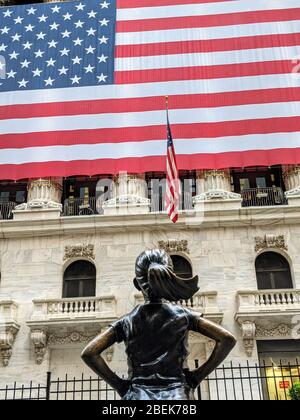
[0,205,299,238]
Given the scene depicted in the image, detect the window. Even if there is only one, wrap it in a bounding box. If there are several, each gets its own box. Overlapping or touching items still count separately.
[170,255,193,279]
[63,261,96,298]
[257,340,300,400]
[255,252,293,290]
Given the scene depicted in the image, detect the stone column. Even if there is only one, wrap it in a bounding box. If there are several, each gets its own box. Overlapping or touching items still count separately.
[13,178,63,220]
[193,170,242,211]
[102,172,150,216]
[283,165,300,205]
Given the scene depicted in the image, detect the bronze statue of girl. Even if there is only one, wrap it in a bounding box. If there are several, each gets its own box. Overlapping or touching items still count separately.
[82,249,236,400]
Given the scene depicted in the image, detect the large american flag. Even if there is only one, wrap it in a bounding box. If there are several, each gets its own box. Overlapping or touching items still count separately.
[1,0,300,180]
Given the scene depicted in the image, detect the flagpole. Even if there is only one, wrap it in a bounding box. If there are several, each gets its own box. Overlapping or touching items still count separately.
[165,95,169,119]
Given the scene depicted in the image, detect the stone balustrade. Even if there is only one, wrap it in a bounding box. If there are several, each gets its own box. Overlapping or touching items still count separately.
[236,289,300,313]
[30,296,117,323]
[134,291,223,323]
[235,289,300,357]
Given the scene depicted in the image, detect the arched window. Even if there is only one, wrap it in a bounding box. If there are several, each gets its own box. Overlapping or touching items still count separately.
[170,255,193,279]
[63,260,96,298]
[255,252,293,290]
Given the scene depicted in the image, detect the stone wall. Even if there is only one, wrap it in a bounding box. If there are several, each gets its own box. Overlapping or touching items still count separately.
[0,210,299,387]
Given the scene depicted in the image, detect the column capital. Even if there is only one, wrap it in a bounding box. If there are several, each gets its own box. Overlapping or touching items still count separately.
[284,165,300,204]
[103,173,150,216]
[13,178,63,220]
[193,169,241,210]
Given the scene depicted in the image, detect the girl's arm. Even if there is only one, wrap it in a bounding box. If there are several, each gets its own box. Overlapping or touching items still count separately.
[81,327,130,397]
[185,316,236,388]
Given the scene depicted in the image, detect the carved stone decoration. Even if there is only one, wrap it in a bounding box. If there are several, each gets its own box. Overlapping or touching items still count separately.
[256,324,292,338]
[64,244,95,261]
[255,234,288,252]
[241,321,256,357]
[0,326,19,367]
[15,178,62,212]
[158,240,189,254]
[102,173,150,215]
[47,331,98,346]
[31,330,47,365]
[194,190,241,201]
[194,170,241,201]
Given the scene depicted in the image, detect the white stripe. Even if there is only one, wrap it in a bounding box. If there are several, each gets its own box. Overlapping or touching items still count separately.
[1,73,299,107]
[117,0,299,21]
[116,19,300,45]
[1,132,300,164]
[1,101,300,135]
[116,45,300,71]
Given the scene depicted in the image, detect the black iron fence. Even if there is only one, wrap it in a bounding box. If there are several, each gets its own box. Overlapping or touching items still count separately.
[1,361,299,400]
[241,187,287,207]
[0,201,16,220]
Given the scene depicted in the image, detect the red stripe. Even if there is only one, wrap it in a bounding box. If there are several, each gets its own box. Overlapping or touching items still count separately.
[1,148,300,181]
[115,60,295,84]
[116,32,300,58]
[1,116,300,149]
[117,0,233,9]
[2,87,300,120]
[117,8,300,33]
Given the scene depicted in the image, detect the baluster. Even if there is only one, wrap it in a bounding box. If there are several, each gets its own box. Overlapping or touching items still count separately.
[80,300,85,313]
[95,299,100,312]
[263,293,268,306]
[59,301,64,314]
[270,293,276,305]
[259,293,264,306]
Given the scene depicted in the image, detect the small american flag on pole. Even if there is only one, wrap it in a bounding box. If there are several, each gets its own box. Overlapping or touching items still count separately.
[165,96,181,224]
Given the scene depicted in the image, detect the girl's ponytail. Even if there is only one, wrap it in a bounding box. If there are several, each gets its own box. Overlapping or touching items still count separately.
[134,249,199,302]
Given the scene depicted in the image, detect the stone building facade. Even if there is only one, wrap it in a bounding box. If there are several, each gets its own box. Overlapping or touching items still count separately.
[0,166,300,400]
[1,0,300,401]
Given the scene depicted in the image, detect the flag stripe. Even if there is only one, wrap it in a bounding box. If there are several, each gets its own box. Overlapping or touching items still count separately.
[1,148,300,181]
[115,33,300,58]
[116,20,300,45]
[2,132,300,165]
[115,46,300,71]
[115,60,295,84]
[117,8,300,33]
[2,87,300,121]
[117,0,299,21]
[2,101,300,135]
[117,0,233,9]
[1,116,300,150]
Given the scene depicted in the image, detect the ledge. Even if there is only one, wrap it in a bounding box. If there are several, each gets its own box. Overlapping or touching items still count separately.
[235,289,300,326]
[27,296,117,333]
[0,204,299,238]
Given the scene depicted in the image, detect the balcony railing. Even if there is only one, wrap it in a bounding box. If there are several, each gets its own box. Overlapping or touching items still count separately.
[63,197,99,216]
[236,289,300,314]
[241,187,287,207]
[0,202,16,220]
[29,296,117,325]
